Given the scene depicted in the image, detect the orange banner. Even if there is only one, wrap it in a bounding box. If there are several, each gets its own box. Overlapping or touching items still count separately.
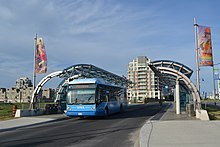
[198,26,213,66]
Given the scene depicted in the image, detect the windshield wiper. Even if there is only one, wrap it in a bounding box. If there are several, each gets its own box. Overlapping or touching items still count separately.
[87,96,93,102]
[75,98,78,103]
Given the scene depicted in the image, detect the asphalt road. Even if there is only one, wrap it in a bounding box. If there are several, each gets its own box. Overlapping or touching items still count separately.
[0,102,168,147]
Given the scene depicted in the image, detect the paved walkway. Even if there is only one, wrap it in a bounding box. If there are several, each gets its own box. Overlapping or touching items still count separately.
[0,114,67,132]
[139,102,220,147]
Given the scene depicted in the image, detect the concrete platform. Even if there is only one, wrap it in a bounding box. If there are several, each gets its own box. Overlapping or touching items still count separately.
[140,120,220,147]
[139,102,220,147]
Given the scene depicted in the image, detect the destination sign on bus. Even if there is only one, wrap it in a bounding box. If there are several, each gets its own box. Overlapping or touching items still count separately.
[69,84,96,89]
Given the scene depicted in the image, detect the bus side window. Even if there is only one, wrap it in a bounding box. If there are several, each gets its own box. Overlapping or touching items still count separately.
[100,90,108,102]
[108,91,116,102]
[101,95,108,102]
[96,89,101,104]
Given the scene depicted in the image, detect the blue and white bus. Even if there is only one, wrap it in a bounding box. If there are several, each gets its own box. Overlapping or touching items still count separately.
[65,78,127,117]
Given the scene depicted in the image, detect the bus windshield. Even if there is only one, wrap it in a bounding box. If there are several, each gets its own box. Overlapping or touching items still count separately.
[67,89,96,104]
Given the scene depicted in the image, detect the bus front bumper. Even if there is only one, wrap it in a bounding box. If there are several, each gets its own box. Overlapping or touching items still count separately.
[66,110,105,117]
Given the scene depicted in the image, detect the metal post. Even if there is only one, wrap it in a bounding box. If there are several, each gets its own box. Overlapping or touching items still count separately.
[32,33,37,109]
[213,66,216,99]
[213,63,220,99]
[194,18,200,93]
[176,79,180,114]
[33,33,37,89]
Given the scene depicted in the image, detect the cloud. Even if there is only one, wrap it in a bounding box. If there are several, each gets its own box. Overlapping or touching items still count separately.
[0,5,13,20]
[0,0,219,94]
[0,0,181,87]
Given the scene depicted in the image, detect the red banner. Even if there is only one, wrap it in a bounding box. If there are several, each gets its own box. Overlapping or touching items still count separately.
[35,38,47,73]
[198,26,213,66]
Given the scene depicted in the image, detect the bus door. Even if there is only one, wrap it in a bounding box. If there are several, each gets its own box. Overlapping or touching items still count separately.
[101,90,116,114]
[108,91,119,113]
[96,88,108,109]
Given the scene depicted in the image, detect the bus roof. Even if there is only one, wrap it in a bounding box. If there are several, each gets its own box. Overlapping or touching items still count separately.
[69,78,108,85]
[68,78,123,88]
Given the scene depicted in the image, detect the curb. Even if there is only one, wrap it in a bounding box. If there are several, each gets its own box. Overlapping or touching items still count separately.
[138,103,172,147]
[139,120,154,147]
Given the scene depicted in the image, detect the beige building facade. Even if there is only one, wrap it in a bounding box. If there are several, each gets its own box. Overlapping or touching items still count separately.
[0,77,55,103]
[127,56,160,103]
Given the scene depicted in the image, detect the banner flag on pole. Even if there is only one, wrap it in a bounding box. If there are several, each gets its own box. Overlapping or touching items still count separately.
[197,25,213,66]
[214,68,219,80]
[35,37,47,74]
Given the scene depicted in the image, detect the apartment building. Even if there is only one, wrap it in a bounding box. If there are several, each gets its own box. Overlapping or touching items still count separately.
[127,56,160,103]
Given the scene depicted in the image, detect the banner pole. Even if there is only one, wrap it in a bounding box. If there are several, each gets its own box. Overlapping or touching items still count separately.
[194,17,200,93]
[33,33,37,90]
[32,33,37,109]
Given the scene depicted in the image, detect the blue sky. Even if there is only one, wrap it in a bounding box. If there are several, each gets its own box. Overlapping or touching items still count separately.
[0,0,220,95]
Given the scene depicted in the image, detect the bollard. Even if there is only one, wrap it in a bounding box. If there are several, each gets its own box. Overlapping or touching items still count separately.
[186,103,195,117]
[12,105,17,117]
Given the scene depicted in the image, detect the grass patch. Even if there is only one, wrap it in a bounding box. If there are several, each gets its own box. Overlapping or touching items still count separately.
[202,104,220,120]
[0,102,56,121]
[201,99,220,103]
[0,103,17,120]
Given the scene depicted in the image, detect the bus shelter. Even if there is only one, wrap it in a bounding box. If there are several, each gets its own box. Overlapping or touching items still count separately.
[149,60,201,114]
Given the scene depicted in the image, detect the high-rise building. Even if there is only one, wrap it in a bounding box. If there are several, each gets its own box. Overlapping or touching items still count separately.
[127,56,160,103]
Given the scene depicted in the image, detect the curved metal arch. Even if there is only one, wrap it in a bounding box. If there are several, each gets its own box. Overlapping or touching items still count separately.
[152,60,193,78]
[30,71,64,108]
[60,64,131,87]
[157,67,201,109]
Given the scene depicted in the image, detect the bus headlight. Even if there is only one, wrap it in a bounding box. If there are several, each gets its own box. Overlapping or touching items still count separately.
[67,106,71,111]
[91,106,96,110]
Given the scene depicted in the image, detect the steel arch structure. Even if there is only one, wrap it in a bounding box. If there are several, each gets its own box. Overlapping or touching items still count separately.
[30,64,131,109]
[149,60,201,110]
[61,64,130,87]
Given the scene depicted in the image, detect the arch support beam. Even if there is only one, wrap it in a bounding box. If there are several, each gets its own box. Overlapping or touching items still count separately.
[150,66,201,112]
[30,71,63,109]
[159,67,200,104]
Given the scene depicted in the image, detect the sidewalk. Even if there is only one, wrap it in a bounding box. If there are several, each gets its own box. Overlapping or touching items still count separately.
[0,114,67,132]
[139,102,220,147]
